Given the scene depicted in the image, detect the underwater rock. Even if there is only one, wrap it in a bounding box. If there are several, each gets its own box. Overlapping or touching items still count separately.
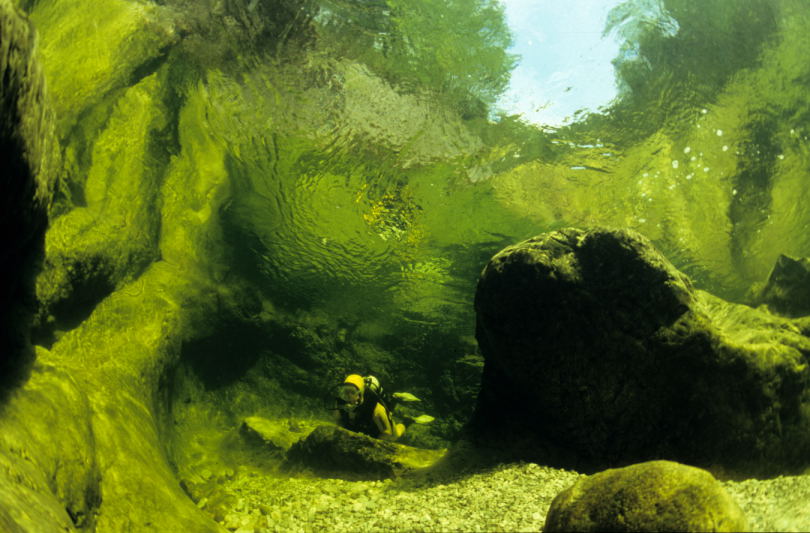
[19,264,227,531]
[27,0,179,133]
[446,354,485,413]
[0,0,53,388]
[240,416,317,453]
[34,70,170,344]
[0,26,244,527]
[283,425,444,481]
[0,357,99,531]
[472,227,810,473]
[0,3,66,528]
[755,254,810,317]
[543,460,747,532]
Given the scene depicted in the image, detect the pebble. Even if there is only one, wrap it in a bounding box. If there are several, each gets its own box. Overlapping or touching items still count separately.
[203,462,810,532]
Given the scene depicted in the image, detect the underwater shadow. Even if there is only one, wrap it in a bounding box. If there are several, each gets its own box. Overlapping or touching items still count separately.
[181,318,268,390]
[393,436,585,492]
[0,344,35,410]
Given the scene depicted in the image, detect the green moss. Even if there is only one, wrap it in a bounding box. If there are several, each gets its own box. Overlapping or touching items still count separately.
[29,0,177,132]
[544,460,748,532]
[0,353,99,529]
[36,70,170,334]
[36,260,223,530]
[16,61,240,532]
[283,425,445,481]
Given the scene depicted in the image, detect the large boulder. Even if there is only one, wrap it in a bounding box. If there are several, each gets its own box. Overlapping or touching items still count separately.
[471,227,810,473]
[543,460,747,532]
[755,254,810,317]
[283,425,444,481]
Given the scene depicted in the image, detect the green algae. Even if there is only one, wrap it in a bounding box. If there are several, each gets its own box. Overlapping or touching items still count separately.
[544,461,748,532]
[27,258,243,530]
[283,425,447,481]
[0,353,99,530]
[29,0,177,133]
[0,0,55,388]
[5,0,810,530]
[159,74,232,273]
[8,15,241,528]
[36,70,170,336]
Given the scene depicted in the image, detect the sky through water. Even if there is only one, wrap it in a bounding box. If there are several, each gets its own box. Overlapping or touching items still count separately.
[496,0,623,126]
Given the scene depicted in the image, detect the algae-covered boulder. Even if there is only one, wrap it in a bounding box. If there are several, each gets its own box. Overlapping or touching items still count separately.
[755,254,810,318]
[283,425,444,481]
[543,460,747,532]
[240,416,318,454]
[0,0,54,387]
[472,227,810,473]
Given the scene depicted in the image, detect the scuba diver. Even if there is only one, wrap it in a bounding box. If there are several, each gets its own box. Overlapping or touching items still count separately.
[331,374,432,441]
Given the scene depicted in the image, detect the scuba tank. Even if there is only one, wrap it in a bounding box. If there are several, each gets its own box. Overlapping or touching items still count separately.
[363,375,394,411]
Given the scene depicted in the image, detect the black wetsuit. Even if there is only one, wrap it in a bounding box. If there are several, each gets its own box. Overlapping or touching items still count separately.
[339,396,383,438]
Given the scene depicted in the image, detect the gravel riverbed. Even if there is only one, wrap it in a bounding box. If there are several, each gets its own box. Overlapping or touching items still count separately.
[724,475,810,532]
[203,462,810,532]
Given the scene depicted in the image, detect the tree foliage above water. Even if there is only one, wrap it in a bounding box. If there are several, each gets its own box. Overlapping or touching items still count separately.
[314,0,517,117]
[571,0,780,142]
[531,0,810,298]
[151,0,515,118]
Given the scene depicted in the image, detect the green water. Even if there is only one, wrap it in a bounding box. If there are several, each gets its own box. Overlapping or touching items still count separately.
[8,0,810,528]
[179,0,810,315]
[23,0,810,442]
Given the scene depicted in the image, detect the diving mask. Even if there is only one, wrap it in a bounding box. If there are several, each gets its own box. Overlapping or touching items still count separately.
[336,383,361,411]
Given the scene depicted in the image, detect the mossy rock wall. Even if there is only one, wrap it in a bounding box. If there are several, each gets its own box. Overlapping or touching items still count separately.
[0,0,53,386]
[2,0,484,527]
[0,1,231,528]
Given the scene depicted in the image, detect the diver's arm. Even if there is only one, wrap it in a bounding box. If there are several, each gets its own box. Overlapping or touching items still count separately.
[373,403,395,440]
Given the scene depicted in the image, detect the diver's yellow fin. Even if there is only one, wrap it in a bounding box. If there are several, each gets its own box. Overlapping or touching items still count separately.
[412,415,435,424]
[393,392,421,402]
